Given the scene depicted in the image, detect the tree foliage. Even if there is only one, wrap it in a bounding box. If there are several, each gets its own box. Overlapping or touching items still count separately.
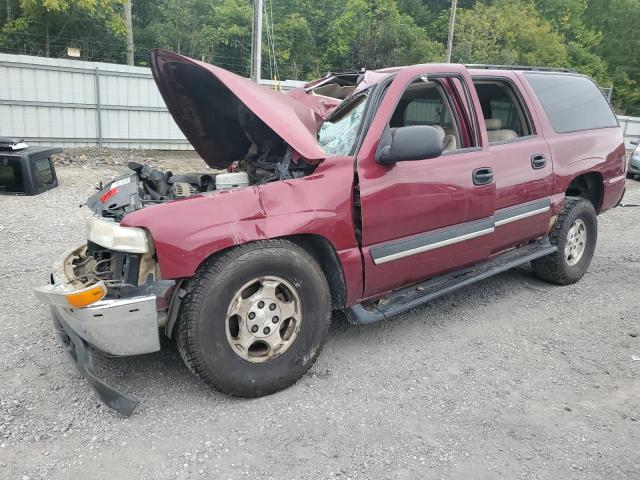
[1,0,639,113]
[452,1,569,66]
[325,0,443,70]
[1,0,124,59]
[585,0,640,113]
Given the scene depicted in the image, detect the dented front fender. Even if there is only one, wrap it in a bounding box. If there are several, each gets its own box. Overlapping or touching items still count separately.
[119,158,359,289]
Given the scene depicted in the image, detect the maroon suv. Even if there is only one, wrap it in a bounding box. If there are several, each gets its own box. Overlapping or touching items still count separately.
[35,50,626,415]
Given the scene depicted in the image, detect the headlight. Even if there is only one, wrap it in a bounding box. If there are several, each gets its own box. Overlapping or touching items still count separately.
[635,145,640,156]
[86,217,149,253]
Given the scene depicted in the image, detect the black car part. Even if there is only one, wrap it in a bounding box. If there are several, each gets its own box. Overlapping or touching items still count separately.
[0,141,61,196]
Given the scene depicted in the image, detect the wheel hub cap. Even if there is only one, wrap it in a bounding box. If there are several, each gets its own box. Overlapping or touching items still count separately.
[565,218,587,266]
[246,298,282,338]
[225,275,302,363]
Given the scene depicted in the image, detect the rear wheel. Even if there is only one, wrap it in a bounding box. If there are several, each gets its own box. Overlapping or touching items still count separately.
[176,239,331,397]
[531,197,597,285]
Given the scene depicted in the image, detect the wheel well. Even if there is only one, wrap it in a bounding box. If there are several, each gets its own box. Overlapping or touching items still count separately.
[565,172,604,212]
[285,234,347,311]
[166,235,347,338]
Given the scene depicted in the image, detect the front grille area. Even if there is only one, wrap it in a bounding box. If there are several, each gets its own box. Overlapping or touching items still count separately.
[86,241,142,287]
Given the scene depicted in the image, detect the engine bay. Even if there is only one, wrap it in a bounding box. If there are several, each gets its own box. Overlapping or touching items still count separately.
[87,151,316,221]
[86,52,345,222]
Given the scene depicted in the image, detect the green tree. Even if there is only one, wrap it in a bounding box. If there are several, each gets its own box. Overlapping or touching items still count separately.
[203,0,252,75]
[271,12,316,79]
[326,0,443,70]
[452,1,568,67]
[535,0,600,47]
[145,0,211,59]
[1,0,124,59]
[585,0,640,114]
[533,0,609,86]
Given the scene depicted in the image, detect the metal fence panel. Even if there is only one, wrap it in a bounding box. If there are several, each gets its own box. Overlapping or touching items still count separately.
[0,53,190,149]
[0,53,305,150]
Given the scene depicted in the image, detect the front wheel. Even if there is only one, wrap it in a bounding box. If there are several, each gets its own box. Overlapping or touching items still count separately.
[531,197,597,285]
[176,239,331,397]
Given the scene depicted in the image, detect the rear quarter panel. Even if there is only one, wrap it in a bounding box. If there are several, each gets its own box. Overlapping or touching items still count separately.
[516,71,626,213]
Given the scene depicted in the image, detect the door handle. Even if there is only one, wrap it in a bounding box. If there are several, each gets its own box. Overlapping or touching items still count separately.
[473,167,494,186]
[531,154,546,169]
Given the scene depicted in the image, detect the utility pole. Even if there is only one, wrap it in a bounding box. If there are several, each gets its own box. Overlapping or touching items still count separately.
[7,0,13,21]
[124,0,134,66]
[445,0,457,63]
[250,0,263,82]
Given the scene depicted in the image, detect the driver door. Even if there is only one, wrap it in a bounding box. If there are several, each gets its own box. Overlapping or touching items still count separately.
[356,65,495,298]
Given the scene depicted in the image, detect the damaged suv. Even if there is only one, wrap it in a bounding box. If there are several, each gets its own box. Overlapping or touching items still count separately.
[35,50,626,415]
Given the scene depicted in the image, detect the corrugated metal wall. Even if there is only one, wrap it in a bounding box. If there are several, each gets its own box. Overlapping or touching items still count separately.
[0,53,305,150]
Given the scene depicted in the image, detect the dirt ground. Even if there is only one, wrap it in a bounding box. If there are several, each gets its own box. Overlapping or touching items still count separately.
[1,150,639,480]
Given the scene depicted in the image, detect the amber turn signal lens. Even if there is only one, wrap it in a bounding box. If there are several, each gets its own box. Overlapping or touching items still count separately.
[65,284,107,308]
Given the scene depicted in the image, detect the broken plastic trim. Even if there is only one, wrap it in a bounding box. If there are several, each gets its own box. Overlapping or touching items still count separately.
[52,308,138,417]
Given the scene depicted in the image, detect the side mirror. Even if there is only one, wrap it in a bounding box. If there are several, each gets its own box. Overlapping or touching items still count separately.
[377,125,443,165]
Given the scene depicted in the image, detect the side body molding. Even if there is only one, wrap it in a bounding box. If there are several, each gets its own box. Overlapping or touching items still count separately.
[370,197,552,265]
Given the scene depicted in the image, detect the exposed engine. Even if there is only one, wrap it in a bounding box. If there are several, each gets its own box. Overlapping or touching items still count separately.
[87,152,315,221]
[87,162,207,220]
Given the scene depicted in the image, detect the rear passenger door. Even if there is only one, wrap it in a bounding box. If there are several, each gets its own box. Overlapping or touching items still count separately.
[472,76,554,254]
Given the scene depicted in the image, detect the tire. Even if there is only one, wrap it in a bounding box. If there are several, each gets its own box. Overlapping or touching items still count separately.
[531,197,597,285]
[175,239,331,397]
[627,171,636,180]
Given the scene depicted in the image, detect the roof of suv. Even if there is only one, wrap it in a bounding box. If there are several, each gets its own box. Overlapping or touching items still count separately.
[306,64,582,94]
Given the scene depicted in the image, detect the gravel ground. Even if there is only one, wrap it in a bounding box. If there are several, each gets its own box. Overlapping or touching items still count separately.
[1,150,639,479]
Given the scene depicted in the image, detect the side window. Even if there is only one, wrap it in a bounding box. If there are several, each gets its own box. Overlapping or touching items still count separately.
[32,157,55,187]
[0,157,23,193]
[389,79,462,152]
[473,79,533,144]
[524,73,618,133]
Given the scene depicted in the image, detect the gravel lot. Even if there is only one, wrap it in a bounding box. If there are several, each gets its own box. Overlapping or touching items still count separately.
[1,150,639,479]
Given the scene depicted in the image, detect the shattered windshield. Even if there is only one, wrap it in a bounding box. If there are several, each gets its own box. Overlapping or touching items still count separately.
[318,94,368,156]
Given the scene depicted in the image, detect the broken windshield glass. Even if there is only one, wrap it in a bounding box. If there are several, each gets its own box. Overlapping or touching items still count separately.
[318,94,368,156]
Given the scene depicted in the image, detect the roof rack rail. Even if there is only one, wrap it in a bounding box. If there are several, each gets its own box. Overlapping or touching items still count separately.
[465,64,576,73]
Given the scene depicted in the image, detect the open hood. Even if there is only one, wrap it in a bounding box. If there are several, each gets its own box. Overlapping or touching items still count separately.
[149,49,328,169]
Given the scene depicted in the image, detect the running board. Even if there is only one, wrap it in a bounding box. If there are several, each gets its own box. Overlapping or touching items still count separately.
[348,239,556,325]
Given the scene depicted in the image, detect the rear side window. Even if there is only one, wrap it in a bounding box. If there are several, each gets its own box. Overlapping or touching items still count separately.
[32,157,55,187]
[525,73,618,133]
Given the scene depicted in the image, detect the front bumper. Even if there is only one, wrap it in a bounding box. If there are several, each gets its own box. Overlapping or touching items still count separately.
[33,246,161,356]
[629,155,640,174]
[34,287,160,356]
[34,246,163,416]
[51,308,139,416]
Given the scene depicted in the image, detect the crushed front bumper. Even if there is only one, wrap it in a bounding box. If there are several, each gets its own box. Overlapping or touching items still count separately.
[51,308,139,416]
[35,287,161,356]
[34,247,162,416]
